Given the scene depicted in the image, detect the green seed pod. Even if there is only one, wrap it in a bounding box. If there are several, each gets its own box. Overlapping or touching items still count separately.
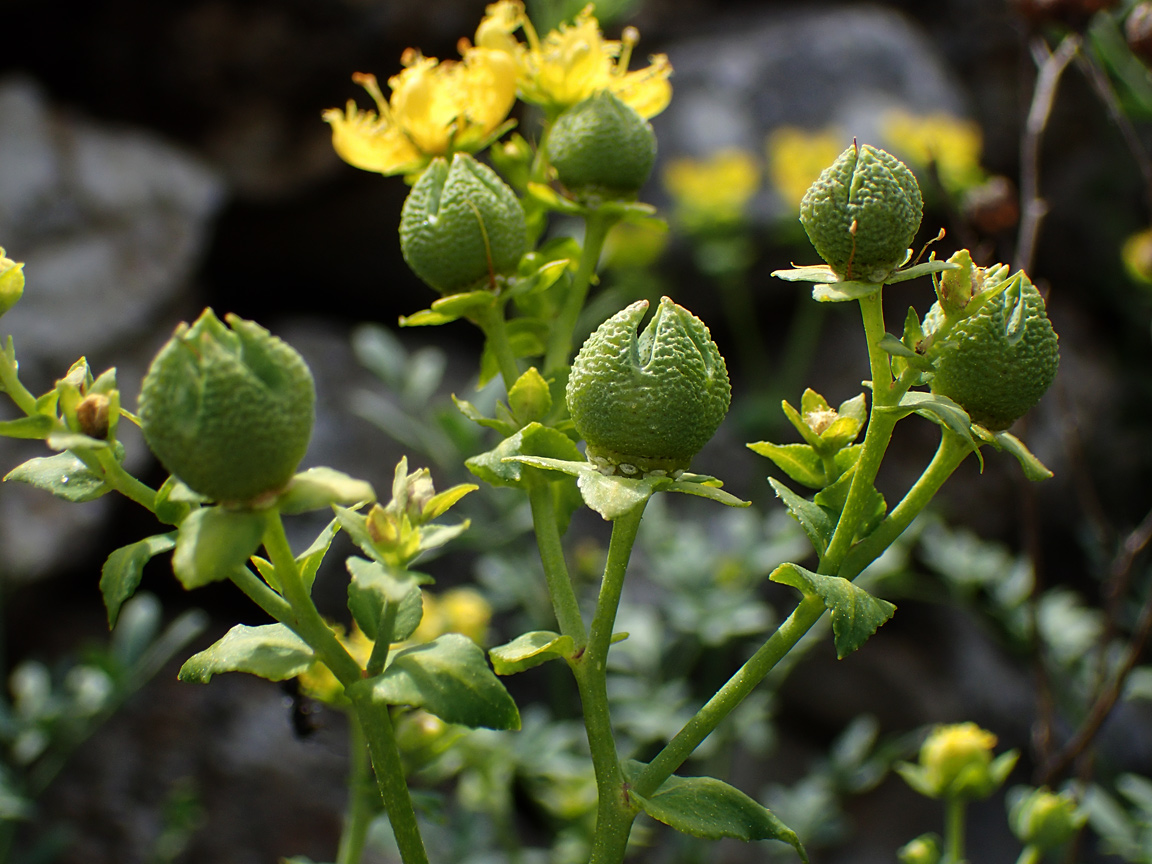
[400,152,527,294]
[547,91,657,200]
[925,268,1059,431]
[138,309,315,503]
[800,143,923,283]
[566,296,730,476]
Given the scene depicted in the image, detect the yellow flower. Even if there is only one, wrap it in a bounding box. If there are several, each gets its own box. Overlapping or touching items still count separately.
[323,45,518,177]
[881,109,985,195]
[766,126,844,211]
[663,148,761,228]
[476,0,671,119]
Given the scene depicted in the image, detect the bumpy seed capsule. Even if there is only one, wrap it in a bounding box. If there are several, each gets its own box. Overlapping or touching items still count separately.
[399,152,527,294]
[800,143,923,283]
[566,297,730,475]
[547,91,657,199]
[925,269,1059,431]
[138,309,315,503]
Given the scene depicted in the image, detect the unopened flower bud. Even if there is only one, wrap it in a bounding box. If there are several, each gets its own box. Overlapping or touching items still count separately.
[925,265,1059,431]
[76,393,111,440]
[548,91,657,199]
[138,309,315,503]
[0,248,25,318]
[898,722,1017,801]
[800,143,923,283]
[399,152,526,295]
[566,297,730,476]
[1009,787,1084,850]
[897,834,941,864]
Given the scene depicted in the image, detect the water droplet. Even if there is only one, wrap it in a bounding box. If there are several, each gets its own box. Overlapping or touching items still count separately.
[60,475,69,484]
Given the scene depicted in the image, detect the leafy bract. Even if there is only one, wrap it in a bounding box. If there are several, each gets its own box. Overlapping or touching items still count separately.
[178,623,314,683]
[769,563,895,658]
[100,533,176,627]
[490,630,574,674]
[172,507,265,590]
[352,634,520,730]
[622,761,808,860]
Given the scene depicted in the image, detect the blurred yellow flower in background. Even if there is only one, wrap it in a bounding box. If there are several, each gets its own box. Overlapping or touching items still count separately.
[476,0,671,119]
[1123,226,1152,284]
[663,148,761,230]
[881,109,985,195]
[411,587,492,646]
[324,44,518,178]
[298,622,374,705]
[766,127,844,212]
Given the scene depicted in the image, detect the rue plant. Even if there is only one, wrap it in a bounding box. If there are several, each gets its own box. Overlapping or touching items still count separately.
[0,3,1070,863]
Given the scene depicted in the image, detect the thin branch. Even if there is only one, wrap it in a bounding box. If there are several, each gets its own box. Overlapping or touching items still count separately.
[1016,33,1081,275]
[1037,505,1152,785]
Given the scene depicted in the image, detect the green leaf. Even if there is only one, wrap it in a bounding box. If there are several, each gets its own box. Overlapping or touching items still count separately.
[622,761,808,860]
[747,441,826,489]
[4,450,110,501]
[346,556,426,641]
[154,475,203,525]
[299,517,340,591]
[812,280,881,303]
[178,623,314,683]
[452,394,517,436]
[0,414,53,439]
[490,630,574,674]
[884,259,959,284]
[354,633,520,730]
[400,290,495,327]
[772,264,839,283]
[276,467,375,515]
[768,479,834,556]
[769,563,896,658]
[883,391,981,468]
[465,422,583,488]
[172,507,265,590]
[100,533,176,627]
[987,429,1053,482]
[506,257,570,300]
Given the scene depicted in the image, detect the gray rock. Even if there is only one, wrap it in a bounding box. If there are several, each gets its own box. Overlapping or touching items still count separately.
[652,4,968,219]
[0,75,226,581]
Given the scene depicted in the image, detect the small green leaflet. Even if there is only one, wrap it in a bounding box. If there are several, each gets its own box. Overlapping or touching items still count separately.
[622,761,808,861]
[770,563,896,659]
[100,533,176,627]
[489,630,574,674]
[179,623,314,683]
[5,451,109,502]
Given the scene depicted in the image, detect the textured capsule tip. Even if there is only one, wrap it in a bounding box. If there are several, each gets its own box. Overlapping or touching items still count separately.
[800,143,923,283]
[138,309,316,503]
[566,296,731,475]
[926,272,1059,430]
[399,153,527,294]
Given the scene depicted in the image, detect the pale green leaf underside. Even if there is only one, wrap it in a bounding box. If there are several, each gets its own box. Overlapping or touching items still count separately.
[179,623,314,683]
[770,563,896,658]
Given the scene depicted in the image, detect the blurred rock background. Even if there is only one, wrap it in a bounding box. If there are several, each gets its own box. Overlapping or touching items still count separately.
[0,0,1149,861]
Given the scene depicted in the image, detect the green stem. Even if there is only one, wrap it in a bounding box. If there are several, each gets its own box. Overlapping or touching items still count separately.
[634,595,826,798]
[347,692,431,864]
[818,290,899,572]
[0,343,38,416]
[544,209,616,375]
[93,447,158,512]
[1014,845,1043,864]
[228,565,294,623]
[262,511,361,686]
[365,602,396,677]
[474,301,522,392]
[944,797,967,864]
[578,503,647,864]
[336,713,377,864]
[528,483,586,647]
[839,430,972,581]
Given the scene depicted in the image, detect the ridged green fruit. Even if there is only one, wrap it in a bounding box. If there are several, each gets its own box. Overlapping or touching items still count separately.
[925,272,1059,431]
[566,297,730,475]
[548,91,657,199]
[800,143,923,283]
[139,309,315,502]
[400,152,526,294]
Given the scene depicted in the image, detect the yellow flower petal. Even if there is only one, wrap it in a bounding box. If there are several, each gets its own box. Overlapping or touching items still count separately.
[766,126,844,210]
[610,52,672,119]
[664,148,761,225]
[322,100,423,176]
[881,109,985,195]
[476,0,525,53]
